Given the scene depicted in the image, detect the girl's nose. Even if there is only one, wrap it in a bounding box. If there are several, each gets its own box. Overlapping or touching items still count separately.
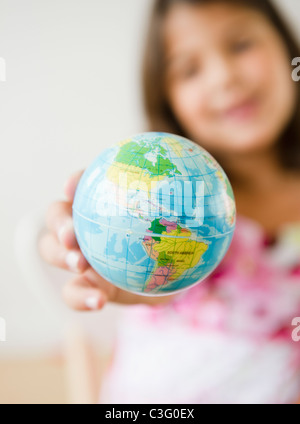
[205,54,237,94]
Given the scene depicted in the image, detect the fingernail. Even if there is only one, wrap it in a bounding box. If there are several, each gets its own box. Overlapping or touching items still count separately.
[65,251,80,272]
[85,296,100,310]
[58,220,74,244]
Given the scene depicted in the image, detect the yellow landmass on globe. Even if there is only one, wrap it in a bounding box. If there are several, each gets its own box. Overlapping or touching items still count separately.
[161,136,184,157]
[151,228,208,280]
[107,163,164,193]
[118,138,132,147]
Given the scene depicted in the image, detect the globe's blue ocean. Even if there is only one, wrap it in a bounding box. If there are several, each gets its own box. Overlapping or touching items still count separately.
[73,132,236,296]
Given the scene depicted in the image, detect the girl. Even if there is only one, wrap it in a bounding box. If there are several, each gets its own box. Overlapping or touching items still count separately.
[39,0,300,403]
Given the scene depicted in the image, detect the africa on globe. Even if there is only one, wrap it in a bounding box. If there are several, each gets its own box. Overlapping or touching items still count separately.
[73,132,236,296]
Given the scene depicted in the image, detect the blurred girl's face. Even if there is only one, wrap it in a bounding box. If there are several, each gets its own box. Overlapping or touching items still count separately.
[163,2,297,156]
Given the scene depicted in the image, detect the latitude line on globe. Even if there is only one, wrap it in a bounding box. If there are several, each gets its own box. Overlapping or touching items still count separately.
[98,156,219,178]
[73,209,233,239]
[89,253,218,275]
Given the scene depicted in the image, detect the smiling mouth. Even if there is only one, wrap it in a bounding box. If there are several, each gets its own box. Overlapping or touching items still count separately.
[223,97,259,121]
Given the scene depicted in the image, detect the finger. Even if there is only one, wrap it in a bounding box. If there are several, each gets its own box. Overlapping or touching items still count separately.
[62,275,108,311]
[64,268,178,310]
[63,169,85,202]
[39,232,89,273]
[82,268,177,306]
[46,201,78,249]
[63,268,134,308]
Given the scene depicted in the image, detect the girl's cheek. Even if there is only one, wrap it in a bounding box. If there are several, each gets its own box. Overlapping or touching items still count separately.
[179,81,206,114]
[170,84,196,116]
[239,50,272,87]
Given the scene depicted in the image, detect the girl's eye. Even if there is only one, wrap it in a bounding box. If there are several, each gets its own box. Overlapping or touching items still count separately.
[231,39,254,53]
[177,65,199,80]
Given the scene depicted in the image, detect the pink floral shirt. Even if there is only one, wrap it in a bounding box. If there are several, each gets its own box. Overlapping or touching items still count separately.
[99,215,300,404]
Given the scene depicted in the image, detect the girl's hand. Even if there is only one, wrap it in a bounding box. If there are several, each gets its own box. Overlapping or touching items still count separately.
[38,170,176,311]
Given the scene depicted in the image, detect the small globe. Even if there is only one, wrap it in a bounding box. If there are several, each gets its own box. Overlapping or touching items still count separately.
[73,132,236,296]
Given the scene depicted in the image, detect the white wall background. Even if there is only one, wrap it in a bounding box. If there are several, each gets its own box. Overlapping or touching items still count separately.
[0,0,299,358]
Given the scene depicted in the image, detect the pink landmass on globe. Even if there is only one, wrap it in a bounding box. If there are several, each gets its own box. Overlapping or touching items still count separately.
[159,219,177,233]
[144,265,177,292]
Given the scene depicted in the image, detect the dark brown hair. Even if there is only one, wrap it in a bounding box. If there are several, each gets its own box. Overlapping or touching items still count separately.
[141,0,300,171]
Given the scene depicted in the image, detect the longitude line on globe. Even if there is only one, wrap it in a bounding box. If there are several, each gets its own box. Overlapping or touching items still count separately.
[118,142,149,291]
[138,151,155,293]
[166,138,198,287]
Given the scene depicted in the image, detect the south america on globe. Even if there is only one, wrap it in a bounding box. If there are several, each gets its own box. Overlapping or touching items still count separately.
[73,132,236,296]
